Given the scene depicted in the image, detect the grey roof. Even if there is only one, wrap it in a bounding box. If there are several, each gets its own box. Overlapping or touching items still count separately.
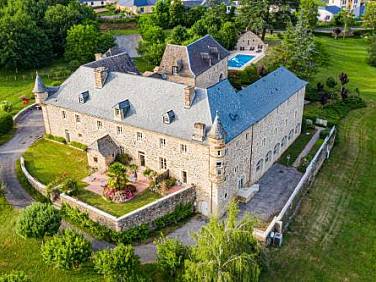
[186,35,230,76]
[46,65,306,143]
[89,135,119,156]
[33,72,46,93]
[115,35,142,58]
[103,46,128,58]
[84,52,140,75]
[208,112,226,140]
[118,0,156,7]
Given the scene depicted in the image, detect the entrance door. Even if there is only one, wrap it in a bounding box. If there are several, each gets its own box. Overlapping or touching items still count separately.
[138,151,145,167]
[65,130,70,143]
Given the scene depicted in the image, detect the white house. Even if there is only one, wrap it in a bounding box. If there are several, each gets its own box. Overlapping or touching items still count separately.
[318,5,341,22]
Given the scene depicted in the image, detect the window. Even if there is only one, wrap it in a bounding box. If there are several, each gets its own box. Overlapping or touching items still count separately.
[256,159,263,172]
[245,133,249,140]
[262,138,266,146]
[159,138,166,147]
[78,133,82,138]
[93,157,98,163]
[75,114,80,123]
[285,119,288,126]
[137,132,143,141]
[274,143,280,155]
[216,161,223,168]
[115,108,120,116]
[120,146,125,154]
[180,144,187,153]
[288,129,294,140]
[237,177,244,189]
[294,110,297,119]
[281,136,287,147]
[265,151,272,163]
[116,126,122,135]
[274,128,278,135]
[295,123,301,134]
[182,171,187,184]
[159,157,167,170]
[234,166,238,173]
[62,111,66,119]
[97,120,102,129]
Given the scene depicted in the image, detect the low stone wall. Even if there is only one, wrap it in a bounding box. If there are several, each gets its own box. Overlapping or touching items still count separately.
[61,186,196,232]
[254,126,336,242]
[13,103,37,123]
[20,156,48,196]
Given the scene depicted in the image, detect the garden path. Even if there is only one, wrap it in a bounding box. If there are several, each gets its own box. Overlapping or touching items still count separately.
[292,127,324,167]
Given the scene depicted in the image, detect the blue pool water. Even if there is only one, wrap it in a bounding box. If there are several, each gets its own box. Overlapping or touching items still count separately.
[228,54,255,68]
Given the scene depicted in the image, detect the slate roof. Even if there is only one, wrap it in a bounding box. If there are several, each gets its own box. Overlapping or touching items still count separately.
[186,35,230,76]
[320,5,341,14]
[118,0,156,7]
[32,72,46,93]
[88,135,119,157]
[103,46,128,58]
[46,65,306,143]
[84,51,140,75]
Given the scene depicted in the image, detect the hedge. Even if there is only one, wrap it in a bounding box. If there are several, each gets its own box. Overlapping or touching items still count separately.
[0,110,13,135]
[45,134,66,144]
[61,203,193,245]
[69,141,87,151]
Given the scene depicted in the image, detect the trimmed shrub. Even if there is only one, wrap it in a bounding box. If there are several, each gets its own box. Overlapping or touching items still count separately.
[155,236,188,277]
[45,134,66,144]
[16,202,61,239]
[60,178,79,196]
[69,141,87,151]
[41,229,91,269]
[0,110,13,135]
[0,271,29,282]
[0,101,12,113]
[93,244,142,281]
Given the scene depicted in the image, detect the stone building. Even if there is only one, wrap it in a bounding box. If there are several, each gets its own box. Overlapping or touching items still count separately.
[117,0,156,14]
[34,35,306,217]
[235,31,268,52]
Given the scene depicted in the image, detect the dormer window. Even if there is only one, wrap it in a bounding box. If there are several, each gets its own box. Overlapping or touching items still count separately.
[79,91,89,104]
[163,110,175,124]
[113,99,130,121]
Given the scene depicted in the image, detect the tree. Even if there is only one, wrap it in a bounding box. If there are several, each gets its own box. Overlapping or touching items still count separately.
[168,25,189,44]
[0,10,52,70]
[107,162,129,190]
[0,110,13,135]
[341,10,354,39]
[339,72,349,100]
[169,0,185,27]
[299,0,319,31]
[153,0,171,29]
[183,201,260,281]
[138,24,166,66]
[16,202,61,239]
[64,24,114,65]
[155,236,188,277]
[41,229,91,269]
[184,6,206,27]
[363,0,376,32]
[272,13,317,78]
[93,244,142,281]
[60,177,78,196]
[217,21,238,50]
[368,35,376,66]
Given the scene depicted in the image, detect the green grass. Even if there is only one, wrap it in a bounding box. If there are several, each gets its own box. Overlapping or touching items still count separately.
[0,127,16,146]
[106,29,140,36]
[75,189,161,217]
[278,128,315,166]
[134,57,155,73]
[261,36,376,281]
[23,139,89,185]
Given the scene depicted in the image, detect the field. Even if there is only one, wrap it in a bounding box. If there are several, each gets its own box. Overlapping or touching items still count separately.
[262,36,376,281]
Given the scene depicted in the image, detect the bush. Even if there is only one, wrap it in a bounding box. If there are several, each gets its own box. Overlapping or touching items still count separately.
[93,244,142,281]
[115,152,132,166]
[69,141,87,151]
[60,178,79,196]
[0,110,13,135]
[0,101,12,113]
[155,236,188,277]
[319,129,330,139]
[16,202,61,239]
[0,271,29,282]
[41,229,91,269]
[45,134,66,144]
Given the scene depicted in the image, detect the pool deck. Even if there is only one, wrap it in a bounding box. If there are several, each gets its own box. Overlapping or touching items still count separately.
[228,51,265,71]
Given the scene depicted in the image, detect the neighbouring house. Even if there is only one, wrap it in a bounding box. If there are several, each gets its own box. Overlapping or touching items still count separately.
[318,5,341,22]
[117,0,156,14]
[235,31,267,52]
[33,35,306,217]
[80,0,116,8]
[326,0,367,16]
[182,0,236,13]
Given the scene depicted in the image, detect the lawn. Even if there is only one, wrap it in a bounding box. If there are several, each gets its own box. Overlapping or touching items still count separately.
[278,128,315,166]
[106,29,140,36]
[23,139,89,185]
[261,36,376,281]
[75,189,161,217]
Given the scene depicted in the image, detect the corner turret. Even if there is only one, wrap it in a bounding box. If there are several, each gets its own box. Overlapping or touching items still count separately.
[32,72,48,104]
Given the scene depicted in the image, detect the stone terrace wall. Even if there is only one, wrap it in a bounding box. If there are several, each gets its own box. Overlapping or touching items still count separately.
[60,186,196,232]
[20,156,48,196]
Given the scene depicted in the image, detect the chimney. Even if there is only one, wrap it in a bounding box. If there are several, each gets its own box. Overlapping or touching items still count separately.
[184,86,195,109]
[95,53,103,61]
[192,122,206,142]
[94,67,108,89]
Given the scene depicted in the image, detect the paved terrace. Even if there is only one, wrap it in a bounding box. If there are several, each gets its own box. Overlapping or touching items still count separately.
[239,163,303,223]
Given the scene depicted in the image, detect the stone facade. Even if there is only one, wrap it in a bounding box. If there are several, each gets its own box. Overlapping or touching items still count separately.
[235,31,267,52]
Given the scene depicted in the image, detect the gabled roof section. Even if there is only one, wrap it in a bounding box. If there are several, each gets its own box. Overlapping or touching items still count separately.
[186,35,230,75]
[88,135,119,157]
[118,0,156,7]
[321,5,341,14]
[84,52,140,75]
[33,72,46,93]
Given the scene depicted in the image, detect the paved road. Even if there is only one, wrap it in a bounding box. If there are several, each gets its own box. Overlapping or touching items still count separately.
[0,108,44,207]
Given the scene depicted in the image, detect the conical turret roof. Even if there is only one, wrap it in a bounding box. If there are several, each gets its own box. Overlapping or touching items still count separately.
[208,112,226,140]
[32,72,46,93]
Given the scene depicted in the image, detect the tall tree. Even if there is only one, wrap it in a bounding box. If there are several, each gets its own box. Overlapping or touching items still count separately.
[184,201,260,281]
[153,0,171,29]
[217,21,238,50]
[299,0,319,31]
[169,0,185,27]
[168,25,189,44]
[363,0,376,33]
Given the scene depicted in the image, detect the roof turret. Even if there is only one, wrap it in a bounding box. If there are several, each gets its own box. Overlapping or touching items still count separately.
[208,112,226,140]
[32,72,46,93]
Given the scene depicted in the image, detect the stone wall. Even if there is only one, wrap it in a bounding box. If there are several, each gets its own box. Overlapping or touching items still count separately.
[60,186,196,231]
[235,31,268,51]
[43,103,211,215]
[20,156,48,196]
[195,58,228,89]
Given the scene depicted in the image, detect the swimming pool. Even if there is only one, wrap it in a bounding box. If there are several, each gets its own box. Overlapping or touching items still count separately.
[228,54,255,69]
